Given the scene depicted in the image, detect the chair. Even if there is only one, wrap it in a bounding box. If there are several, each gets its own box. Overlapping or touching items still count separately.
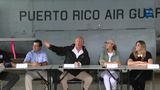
[67,78,84,90]
[51,70,83,90]
[33,78,49,90]
[119,70,153,90]
[119,71,133,90]
[97,70,120,90]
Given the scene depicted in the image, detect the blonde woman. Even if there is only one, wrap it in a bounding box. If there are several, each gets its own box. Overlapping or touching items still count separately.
[128,40,153,90]
[99,40,121,90]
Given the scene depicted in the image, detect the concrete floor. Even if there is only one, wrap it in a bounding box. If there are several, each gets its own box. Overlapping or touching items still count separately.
[7,72,160,90]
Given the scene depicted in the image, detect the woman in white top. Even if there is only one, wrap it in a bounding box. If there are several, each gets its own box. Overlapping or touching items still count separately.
[99,40,121,90]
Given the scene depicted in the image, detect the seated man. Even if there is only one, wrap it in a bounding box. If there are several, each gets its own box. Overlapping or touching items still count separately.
[24,40,48,90]
[44,36,93,90]
[0,49,19,90]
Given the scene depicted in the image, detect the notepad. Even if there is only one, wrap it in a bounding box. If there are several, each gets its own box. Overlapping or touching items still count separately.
[16,63,28,68]
[106,64,118,68]
[147,64,159,69]
[63,64,75,68]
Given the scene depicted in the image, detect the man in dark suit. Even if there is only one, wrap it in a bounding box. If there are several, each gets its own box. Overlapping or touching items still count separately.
[44,36,93,90]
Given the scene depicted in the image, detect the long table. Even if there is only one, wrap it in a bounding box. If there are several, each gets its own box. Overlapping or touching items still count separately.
[1,65,159,90]
[51,65,127,90]
[51,65,160,90]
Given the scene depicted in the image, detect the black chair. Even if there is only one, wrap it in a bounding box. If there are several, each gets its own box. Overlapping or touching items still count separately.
[52,70,83,90]
[32,71,51,90]
[67,78,84,90]
[119,70,133,90]
[33,78,49,90]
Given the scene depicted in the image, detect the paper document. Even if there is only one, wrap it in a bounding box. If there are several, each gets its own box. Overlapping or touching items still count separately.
[147,64,159,69]
[106,64,118,68]
[16,63,28,68]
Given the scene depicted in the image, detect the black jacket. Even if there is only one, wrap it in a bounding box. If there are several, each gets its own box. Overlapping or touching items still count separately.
[0,49,12,78]
[49,44,90,76]
[0,49,11,64]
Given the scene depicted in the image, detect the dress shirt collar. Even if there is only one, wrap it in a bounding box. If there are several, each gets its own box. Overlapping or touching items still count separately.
[72,47,84,58]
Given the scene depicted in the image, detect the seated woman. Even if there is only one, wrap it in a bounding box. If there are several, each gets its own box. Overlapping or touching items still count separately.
[127,40,153,90]
[99,39,121,90]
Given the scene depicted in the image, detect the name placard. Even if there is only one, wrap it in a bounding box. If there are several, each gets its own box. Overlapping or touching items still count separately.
[106,64,118,68]
[16,63,28,68]
[63,64,75,68]
[147,64,159,69]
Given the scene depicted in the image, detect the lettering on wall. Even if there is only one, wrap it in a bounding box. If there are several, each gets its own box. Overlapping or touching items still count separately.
[19,8,160,21]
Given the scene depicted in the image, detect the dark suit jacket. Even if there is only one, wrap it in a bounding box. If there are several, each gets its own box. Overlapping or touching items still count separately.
[49,44,90,76]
